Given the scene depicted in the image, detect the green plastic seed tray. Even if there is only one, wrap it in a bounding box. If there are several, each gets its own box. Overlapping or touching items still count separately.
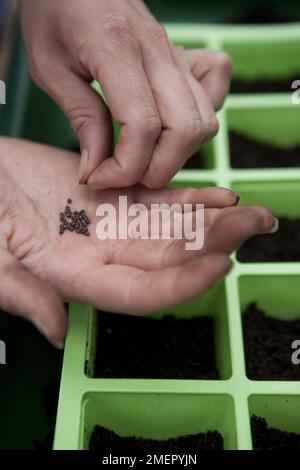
[54,23,300,450]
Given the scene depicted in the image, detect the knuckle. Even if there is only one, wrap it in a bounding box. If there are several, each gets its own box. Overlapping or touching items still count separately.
[215,51,233,72]
[102,15,132,39]
[203,115,219,140]
[134,115,161,140]
[177,119,205,146]
[66,106,96,135]
[145,20,168,46]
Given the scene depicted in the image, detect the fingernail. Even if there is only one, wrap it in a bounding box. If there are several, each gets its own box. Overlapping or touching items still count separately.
[269,217,279,234]
[233,195,241,206]
[53,340,65,350]
[79,148,89,184]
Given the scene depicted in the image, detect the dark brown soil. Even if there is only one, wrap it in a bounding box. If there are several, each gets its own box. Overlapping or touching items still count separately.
[251,415,300,450]
[230,5,300,24]
[231,75,300,94]
[243,303,300,380]
[230,131,300,168]
[94,312,218,379]
[183,150,206,169]
[89,425,223,451]
[237,217,300,263]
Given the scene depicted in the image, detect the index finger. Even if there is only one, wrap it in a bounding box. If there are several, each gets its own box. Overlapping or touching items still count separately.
[80,21,161,189]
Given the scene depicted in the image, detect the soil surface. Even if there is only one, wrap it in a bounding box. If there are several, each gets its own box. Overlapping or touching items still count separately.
[183,151,206,169]
[251,415,300,450]
[94,312,218,379]
[89,425,223,451]
[243,303,300,380]
[230,131,300,168]
[237,217,300,263]
[230,75,300,94]
[230,5,300,24]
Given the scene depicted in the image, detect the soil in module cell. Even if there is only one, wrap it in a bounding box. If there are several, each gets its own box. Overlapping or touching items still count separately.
[251,416,300,450]
[229,5,300,24]
[229,131,300,168]
[230,74,300,94]
[237,217,300,263]
[94,312,218,379]
[89,425,223,451]
[183,150,206,169]
[243,303,300,381]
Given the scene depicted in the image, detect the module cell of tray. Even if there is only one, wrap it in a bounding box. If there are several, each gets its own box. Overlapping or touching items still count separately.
[249,395,300,450]
[239,275,300,381]
[224,39,300,93]
[81,392,237,451]
[87,283,232,380]
[231,181,300,262]
[182,140,215,170]
[227,105,300,169]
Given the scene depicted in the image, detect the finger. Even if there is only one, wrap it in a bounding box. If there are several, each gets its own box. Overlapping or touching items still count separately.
[134,185,239,209]
[80,22,161,189]
[134,24,205,189]
[187,49,232,111]
[0,249,67,348]
[111,238,199,270]
[173,46,219,142]
[72,254,232,313]
[205,206,277,255]
[30,61,113,184]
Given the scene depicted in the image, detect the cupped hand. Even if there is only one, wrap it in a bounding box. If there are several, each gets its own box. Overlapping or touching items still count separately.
[20,0,232,189]
[0,138,276,348]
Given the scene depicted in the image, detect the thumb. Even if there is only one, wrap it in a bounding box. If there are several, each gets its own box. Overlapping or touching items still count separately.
[35,65,113,184]
[0,249,67,349]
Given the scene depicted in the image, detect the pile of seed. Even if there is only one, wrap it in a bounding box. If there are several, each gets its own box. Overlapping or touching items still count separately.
[59,198,90,236]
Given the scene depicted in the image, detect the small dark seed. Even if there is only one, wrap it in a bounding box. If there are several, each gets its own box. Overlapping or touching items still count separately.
[67,198,72,204]
[59,224,65,235]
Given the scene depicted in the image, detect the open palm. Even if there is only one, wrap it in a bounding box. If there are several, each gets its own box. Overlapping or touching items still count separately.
[0,137,276,348]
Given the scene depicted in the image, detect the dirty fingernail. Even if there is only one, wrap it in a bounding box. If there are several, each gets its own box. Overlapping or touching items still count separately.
[79,149,89,184]
[269,217,279,234]
[233,195,241,206]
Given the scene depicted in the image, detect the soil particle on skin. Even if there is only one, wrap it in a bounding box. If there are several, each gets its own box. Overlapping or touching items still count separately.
[89,425,224,451]
[243,303,300,381]
[94,312,218,379]
[229,131,300,168]
[251,415,300,450]
[237,217,300,263]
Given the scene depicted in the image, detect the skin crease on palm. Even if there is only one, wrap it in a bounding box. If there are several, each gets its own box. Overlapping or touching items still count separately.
[0,137,277,349]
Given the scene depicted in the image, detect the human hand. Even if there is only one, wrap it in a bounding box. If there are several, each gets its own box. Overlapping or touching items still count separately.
[0,138,277,348]
[20,0,232,189]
